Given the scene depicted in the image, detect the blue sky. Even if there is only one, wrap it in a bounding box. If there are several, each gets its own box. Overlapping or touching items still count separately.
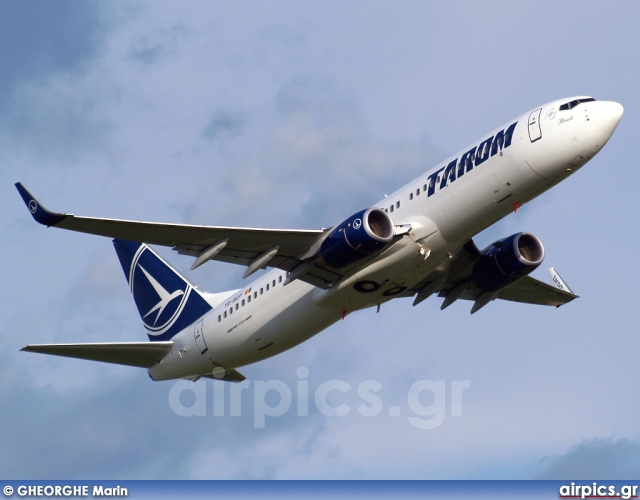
[2,1,639,479]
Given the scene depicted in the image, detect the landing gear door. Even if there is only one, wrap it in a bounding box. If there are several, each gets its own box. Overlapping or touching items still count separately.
[194,319,208,354]
[528,108,542,142]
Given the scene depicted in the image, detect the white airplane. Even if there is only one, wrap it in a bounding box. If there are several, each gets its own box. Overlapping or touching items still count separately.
[16,96,623,382]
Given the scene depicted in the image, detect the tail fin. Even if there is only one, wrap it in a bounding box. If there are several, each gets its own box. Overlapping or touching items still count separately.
[113,239,212,341]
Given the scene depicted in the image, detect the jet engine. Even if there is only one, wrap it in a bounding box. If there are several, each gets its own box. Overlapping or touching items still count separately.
[320,208,395,269]
[472,232,544,291]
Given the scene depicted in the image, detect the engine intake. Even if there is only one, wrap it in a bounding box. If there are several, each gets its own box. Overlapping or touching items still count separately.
[321,208,395,269]
[472,232,544,292]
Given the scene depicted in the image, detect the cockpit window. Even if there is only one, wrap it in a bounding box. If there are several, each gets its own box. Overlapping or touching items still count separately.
[559,97,596,111]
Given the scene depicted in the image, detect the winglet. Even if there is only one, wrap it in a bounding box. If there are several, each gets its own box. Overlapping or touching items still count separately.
[548,267,577,296]
[15,183,68,227]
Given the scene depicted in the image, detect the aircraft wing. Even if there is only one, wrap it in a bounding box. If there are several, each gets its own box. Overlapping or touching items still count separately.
[15,183,336,286]
[429,273,578,307]
[494,275,578,307]
[411,238,578,312]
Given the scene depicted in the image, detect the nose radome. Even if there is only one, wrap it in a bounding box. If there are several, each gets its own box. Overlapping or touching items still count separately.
[594,101,624,137]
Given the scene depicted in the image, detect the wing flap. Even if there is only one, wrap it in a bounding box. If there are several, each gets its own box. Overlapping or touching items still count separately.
[59,216,322,261]
[21,342,174,368]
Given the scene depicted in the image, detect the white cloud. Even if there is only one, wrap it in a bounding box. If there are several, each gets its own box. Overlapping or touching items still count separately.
[535,438,640,479]
[2,0,640,481]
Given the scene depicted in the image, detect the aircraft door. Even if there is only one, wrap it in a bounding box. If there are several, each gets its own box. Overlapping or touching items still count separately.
[528,108,542,142]
[194,319,208,354]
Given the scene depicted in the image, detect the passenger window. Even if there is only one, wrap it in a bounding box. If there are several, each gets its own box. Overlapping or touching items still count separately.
[224,311,227,318]
[390,205,394,213]
[242,299,245,307]
[218,315,221,322]
[260,288,263,295]
[247,295,251,303]
[423,184,427,192]
[416,189,420,196]
[254,292,257,299]
[229,308,232,315]
[272,279,276,287]
[235,303,238,311]
[409,193,413,200]
[266,284,270,291]
[396,201,400,209]
[278,275,282,283]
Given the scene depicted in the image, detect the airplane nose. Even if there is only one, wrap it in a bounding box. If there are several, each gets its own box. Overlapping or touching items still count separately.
[594,101,624,138]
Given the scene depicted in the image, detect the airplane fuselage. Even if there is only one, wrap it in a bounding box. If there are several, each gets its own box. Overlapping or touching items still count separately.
[148,97,622,381]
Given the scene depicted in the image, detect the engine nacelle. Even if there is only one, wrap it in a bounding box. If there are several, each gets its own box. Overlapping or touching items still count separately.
[472,232,545,292]
[320,208,395,269]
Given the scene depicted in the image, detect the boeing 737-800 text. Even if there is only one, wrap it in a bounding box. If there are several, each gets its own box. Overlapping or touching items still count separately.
[16,96,623,382]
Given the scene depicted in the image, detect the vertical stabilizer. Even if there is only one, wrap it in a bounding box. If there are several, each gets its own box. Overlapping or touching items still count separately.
[113,239,212,341]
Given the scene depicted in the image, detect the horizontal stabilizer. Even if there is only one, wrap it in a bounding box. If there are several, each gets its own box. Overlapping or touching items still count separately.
[21,342,173,368]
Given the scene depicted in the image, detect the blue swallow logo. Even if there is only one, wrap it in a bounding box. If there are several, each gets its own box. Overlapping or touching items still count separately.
[128,246,191,336]
[138,265,185,326]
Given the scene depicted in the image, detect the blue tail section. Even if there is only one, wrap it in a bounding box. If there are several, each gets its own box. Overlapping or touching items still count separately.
[113,239,212,341]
